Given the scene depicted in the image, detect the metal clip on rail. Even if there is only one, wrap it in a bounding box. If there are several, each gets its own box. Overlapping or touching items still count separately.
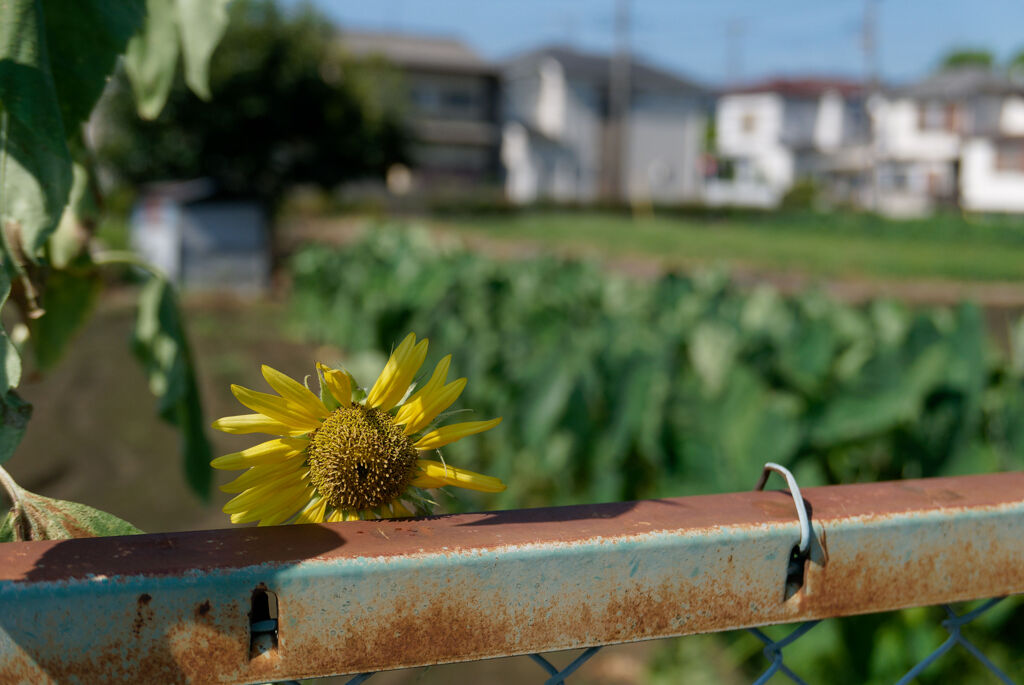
[754,462,812,599]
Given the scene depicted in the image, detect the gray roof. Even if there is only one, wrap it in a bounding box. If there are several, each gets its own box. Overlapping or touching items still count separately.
[906,66,1024,99]
[340,31,496,75]
[506,45,707,95]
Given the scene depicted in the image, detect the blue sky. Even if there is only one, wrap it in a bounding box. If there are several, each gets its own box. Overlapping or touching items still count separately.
[298,0,1024,86]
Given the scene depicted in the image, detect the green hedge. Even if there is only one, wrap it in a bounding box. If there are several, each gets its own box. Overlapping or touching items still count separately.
[288,226,1023,683]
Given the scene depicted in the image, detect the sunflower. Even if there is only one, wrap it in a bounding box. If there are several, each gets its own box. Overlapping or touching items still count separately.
[211,333,504,525]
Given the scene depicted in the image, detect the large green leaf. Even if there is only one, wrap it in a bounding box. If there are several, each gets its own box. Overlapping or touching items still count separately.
[124,0,180,120]
[0,0,71,257]
[0,478,142,541]
[42,0,146,129]
[27,268,102,371]
[0,268,29,467]
[125,0,228,119]
[132,276,212,498]
[176,0,231,100]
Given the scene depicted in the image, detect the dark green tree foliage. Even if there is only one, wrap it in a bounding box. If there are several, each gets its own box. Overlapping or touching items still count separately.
[99,0,408,203]
[289,229,1024,684]
[939,48,994,70]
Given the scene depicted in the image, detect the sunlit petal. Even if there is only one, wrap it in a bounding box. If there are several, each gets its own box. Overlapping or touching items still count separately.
[317,362,351,408]
[210,437,309,469]
[261,365,330,419]
[414,417,502,450]
[212,414,306,436]
[415,459,506,493]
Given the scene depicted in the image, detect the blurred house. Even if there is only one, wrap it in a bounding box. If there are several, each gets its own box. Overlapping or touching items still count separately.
[501,46,710,205]
[341,32,502,191]
[130,180,270,294]
[706,79,871,208]
[870,67,1024,215]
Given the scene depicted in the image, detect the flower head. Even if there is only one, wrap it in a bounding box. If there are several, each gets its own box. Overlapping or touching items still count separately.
[212,333,503,525]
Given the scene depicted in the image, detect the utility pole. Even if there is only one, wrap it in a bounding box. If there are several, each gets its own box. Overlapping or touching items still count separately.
[606,0,631,202]
[726,18,744,87]
[863,0,880,211]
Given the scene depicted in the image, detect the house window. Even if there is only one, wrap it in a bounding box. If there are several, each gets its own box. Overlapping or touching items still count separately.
[740,112,757,133]
[919,101,960,132]
[995,140,1024,172]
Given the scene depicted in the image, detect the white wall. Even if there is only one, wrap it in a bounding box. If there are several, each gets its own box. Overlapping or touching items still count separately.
[814,91,844,151]
[715,93,793,202]
[870,96,960,162]
[501,121,538,203]
[960,138,1024,212]
[626,94,706,203]
[999,96,1024,136]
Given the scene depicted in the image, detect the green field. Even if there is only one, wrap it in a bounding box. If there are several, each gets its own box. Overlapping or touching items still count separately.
[438,210,1024,283]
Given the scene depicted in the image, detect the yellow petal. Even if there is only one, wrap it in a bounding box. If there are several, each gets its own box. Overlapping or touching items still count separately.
[225,482,310,518]
[219,462,308,494]
[410,474,445,488]
[211,438,309,470]
[317,362,351,408]
[394,355,451,425]
[257,487,316,526]
[261,365,330,419]
[325,509,346,523]
[212,414,306,436]
[231,385,322,430]
[294,497,328,524]
[345,510,361,521]
[415,459,506,493]
[366,333,416,407]
[222,476,309,514]
[414,417,503,450]
[368,335,429,411]
[400,378,467,435]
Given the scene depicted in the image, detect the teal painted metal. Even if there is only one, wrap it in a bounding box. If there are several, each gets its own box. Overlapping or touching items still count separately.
[0,473,1021,684]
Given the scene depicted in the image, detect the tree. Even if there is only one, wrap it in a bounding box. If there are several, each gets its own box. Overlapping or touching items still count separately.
[939,48,994,70]
[97,0,409,206]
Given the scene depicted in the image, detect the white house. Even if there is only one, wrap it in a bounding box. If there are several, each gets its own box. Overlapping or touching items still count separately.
[501,46,709,205]
[706,79,870,208]
[871,67,1024,215]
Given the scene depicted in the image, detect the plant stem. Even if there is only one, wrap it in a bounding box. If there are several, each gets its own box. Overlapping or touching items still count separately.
[92,250,168,281]
[0,465,26,540]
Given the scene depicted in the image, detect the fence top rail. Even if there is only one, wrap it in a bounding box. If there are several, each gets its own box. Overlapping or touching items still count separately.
[0,471,1021,683]
[0,471,1020,584]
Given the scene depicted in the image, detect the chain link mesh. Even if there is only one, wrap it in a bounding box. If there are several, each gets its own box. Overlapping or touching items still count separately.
[303,595,1017,684]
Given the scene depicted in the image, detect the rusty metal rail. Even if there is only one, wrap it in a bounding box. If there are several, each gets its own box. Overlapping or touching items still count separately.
[0,472,1021,683]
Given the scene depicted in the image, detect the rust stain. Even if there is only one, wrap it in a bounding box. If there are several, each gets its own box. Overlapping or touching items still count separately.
[132,593,154,637]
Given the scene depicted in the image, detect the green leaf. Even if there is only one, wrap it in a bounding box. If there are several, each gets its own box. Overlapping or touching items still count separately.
[175,0,231,100]
[0,268,21,391]
[0,0,72,257]
[132,276,212,498]
[0,390,31,466]
[0,478,142,541]
[48,159,97,269]
[41,0,146,128]
[124,0,181,120]
[27,268,102,371]
[0,268,28,467]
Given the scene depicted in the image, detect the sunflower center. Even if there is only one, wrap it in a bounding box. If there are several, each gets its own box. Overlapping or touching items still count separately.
[306,404,418,511]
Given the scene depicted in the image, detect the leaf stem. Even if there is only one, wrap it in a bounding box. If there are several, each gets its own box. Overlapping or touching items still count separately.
[92,250,167,281]
[0,465,21,506]
[0,465,26,540]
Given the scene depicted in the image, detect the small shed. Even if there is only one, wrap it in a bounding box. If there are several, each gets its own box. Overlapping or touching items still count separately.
[130,179,270,294]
